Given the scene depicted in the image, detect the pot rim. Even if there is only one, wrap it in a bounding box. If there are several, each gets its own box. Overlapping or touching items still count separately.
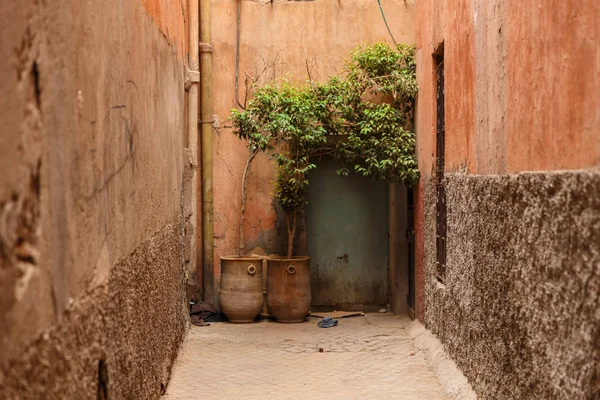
[220,255,266,261]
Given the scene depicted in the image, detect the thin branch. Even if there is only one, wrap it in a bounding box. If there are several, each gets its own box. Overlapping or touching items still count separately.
[306,57,317,83]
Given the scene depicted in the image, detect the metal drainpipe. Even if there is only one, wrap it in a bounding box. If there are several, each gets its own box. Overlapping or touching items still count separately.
[186,0,200,296]
[199,0,215,304]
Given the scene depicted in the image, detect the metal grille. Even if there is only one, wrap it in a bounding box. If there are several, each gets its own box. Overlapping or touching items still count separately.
[407,186,416,317]
[435,56,447,282]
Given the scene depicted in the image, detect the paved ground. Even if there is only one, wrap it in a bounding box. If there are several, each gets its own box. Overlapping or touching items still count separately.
[163,313,449,400]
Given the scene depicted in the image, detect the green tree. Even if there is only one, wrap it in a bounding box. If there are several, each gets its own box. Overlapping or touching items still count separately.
[231,82,327,258]
[231,43,419,258]
[321,43,419,183]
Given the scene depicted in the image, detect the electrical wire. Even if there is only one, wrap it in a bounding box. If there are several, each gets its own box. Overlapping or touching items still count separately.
[236,0,397,108]
[235,0,244,109]
[377,0,398,47]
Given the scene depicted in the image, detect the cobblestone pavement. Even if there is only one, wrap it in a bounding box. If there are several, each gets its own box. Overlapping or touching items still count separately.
[163,313,449,399]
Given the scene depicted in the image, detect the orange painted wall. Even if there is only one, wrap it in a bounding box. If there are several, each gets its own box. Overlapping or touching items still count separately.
[415,0,600,176]
[506,0,600,172]
[413,0,600,321]
[141,0,188,56]
[414,0,477,175]
[0,0,190,391]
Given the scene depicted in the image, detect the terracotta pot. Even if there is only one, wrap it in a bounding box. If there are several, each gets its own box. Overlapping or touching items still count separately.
[219,256,264,323]
[266,256,311,323]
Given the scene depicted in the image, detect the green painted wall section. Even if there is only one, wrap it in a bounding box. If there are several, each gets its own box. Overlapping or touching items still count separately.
[306,157,389,310]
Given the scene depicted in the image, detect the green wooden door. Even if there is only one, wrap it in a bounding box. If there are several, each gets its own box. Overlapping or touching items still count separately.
[306,157,389,310]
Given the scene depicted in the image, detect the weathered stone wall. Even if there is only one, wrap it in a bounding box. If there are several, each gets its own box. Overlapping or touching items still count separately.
[422,171,600,399]
[0,0,188,398]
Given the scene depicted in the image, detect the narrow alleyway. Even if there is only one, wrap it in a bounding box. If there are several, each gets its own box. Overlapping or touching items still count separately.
[164,314,449,399]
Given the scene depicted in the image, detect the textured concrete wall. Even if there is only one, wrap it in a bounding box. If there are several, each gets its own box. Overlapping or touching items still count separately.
[210,0,416,298]
[0,0,188,398]
[422,171,600,399]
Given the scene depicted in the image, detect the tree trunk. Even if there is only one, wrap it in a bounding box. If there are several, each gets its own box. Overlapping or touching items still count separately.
[238,150,258,256]
[286,210,297,259]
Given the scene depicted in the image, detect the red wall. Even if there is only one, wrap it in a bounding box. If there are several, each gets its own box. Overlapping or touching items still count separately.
[413,0,600,319]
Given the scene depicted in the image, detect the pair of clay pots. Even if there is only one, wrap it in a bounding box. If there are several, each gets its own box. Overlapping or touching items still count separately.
[219,256,310,323]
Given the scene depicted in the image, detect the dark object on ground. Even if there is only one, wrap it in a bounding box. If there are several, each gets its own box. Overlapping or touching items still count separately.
[189,301,226,326]
[317,316,338,328]
[190,316,210,327]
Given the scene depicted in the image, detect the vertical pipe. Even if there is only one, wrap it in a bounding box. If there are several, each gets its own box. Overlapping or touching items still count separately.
[187,0,200,296]
[199,0,215,304]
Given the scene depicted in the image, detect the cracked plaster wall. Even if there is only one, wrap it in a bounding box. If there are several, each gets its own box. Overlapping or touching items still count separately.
[0,0,188,398]
[210,0,416,298]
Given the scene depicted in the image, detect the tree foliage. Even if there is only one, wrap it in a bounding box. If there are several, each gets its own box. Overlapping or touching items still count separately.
[326,43,419,183]
[231,42,419,257]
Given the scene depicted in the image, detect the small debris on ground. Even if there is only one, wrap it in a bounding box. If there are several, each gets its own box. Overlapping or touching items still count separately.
[319,348,324,353]
[409,352,416,356]
[378,308,387,313]
[191,318,210,327]
[317,316,338,328]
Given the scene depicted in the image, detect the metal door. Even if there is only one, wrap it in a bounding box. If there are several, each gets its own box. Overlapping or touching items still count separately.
[306,156,389,310]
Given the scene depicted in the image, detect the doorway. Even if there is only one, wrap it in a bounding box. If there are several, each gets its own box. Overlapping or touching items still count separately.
[306,156,389,311]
